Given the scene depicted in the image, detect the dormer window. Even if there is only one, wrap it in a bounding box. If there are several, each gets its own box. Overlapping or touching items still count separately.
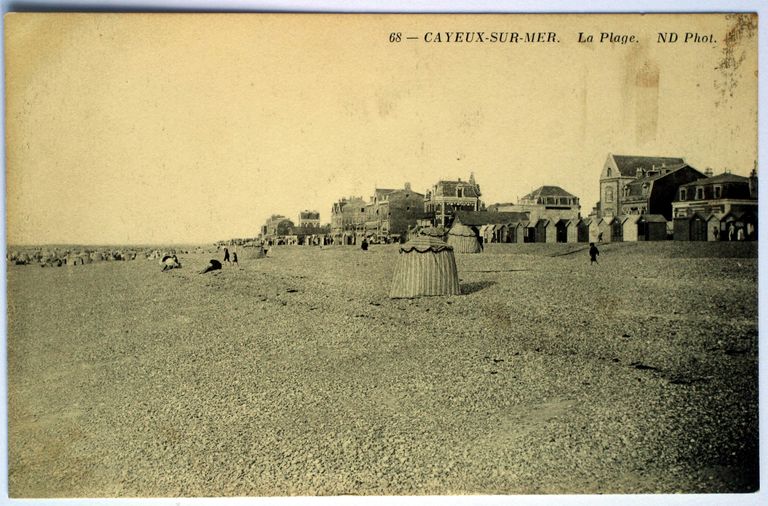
[696,187,704,200]
[714,186,722,199]
[680,188,687,201]
[606,168,612,177]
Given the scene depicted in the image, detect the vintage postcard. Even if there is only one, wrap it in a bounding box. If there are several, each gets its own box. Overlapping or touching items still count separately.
[4,12,760,499]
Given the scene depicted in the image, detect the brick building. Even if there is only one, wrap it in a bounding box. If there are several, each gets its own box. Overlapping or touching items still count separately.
[364,183,426,242]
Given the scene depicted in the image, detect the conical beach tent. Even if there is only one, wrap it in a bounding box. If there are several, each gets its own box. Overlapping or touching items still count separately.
[447,222,483,253]
[389,236,460,298]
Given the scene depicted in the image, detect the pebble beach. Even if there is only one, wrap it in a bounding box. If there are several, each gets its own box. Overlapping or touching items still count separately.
[6,241,759,497]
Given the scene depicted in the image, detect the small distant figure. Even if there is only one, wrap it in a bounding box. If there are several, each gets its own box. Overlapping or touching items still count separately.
[200,259,222,274]
[713,227,720,241]
[232,251,239,266]
[597,232,603,243]
[223,247,231,265]
[361,238,369,251]
[737,227,745,241]
[728,224,735,241]
[161,255,181,271]
[589,242,599,265]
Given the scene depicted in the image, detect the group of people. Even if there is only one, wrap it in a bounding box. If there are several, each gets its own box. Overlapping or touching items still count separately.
[715,224,748,241]
[222,247,238,266]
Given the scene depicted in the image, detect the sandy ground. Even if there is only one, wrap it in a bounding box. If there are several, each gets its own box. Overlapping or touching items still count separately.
[6,241,759,497]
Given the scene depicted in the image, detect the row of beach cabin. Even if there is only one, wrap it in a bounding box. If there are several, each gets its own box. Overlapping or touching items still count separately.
[444,210,757,251]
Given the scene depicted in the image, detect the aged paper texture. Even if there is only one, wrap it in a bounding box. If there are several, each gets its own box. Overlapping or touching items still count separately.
[4,13,759,498]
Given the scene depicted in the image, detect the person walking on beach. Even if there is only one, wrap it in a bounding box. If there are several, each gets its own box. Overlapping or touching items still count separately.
[361,238,369,251]
[232,251,238,266]
[589,242,599,265]
[223,247,231,265]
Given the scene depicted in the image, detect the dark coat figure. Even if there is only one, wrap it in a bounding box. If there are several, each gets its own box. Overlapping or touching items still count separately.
[223,247,231,264]
[232,252,238,265]
[200,259,222,274]
[589,243,599,264]
[361,238,369,251]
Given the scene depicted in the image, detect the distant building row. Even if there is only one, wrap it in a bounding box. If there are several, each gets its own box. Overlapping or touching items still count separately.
[256,152,757,245]
[329,174,581,245]
[596,153,758,239]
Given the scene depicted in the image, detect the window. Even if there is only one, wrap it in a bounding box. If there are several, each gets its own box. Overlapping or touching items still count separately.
[714,186,722,199]
[606,168,612,177]
[696,187,704,199]
[457,188,463,197]
[605,187,614,203]
[680,188,687,201]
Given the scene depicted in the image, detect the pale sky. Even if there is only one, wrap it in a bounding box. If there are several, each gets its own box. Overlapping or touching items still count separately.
[5,13,758,245]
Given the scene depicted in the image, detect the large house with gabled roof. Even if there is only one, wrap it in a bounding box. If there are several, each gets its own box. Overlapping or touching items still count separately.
[599,153,688,218]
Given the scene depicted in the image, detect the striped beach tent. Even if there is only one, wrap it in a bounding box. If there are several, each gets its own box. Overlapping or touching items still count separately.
[389,236,460,299]
[447,222,483,253]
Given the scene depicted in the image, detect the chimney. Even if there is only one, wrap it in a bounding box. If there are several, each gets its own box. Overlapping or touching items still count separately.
[749,166,758,198]
[705,167,714,177]
[404,182,411,191]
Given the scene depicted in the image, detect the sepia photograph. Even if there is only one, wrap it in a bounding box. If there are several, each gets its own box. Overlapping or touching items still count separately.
[2,5,762,502]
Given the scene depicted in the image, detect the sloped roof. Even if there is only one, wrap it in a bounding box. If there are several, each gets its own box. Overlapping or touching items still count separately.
[448,222,481,237]
[433,180,481,198]
[679,172,749,187]
[623,164,694,199]
[400,235,453,253]
[454,210,529,225]
[621,214,641,224]
[611,154,686,177]
[520,186,577,200]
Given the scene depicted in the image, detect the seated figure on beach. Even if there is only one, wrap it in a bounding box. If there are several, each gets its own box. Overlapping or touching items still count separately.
[161,255,181,271]
[200,259,222,274]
